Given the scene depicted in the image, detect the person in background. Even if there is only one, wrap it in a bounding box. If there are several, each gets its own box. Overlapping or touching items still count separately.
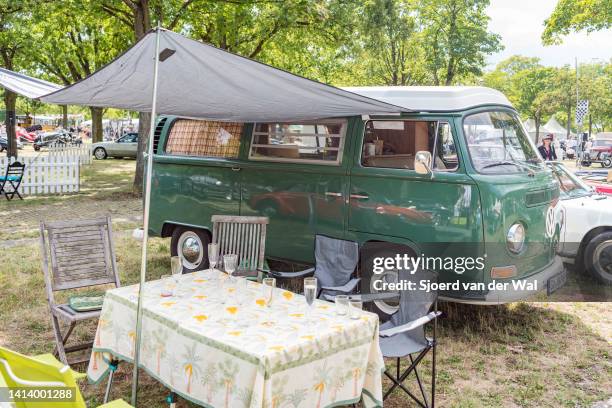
[538,134,557,161]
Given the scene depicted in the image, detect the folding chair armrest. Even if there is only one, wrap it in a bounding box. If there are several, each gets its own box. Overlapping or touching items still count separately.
[0,358,67,387]
[379,311,442,337]
[268,267,315,279]
[350,292,400,303]
[321,278,361,293]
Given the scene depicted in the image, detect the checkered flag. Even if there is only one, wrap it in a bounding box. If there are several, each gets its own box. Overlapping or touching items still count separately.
[576,100,589,125]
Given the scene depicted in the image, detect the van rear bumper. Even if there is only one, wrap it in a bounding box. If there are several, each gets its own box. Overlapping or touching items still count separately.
[440,256,565,305]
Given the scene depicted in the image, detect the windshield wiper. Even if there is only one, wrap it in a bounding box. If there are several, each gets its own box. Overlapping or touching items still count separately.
[481,161,535,176]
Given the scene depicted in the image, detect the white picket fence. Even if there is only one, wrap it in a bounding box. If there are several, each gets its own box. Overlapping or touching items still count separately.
[1,155,80,195]
[48,143,92,165]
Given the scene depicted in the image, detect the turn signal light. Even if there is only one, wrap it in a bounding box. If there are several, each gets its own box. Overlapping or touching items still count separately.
[490,265,517,279]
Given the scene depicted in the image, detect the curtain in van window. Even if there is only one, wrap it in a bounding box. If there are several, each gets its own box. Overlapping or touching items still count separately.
[166,119,242,157]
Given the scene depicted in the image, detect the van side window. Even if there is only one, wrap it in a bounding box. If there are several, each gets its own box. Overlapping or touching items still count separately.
[435,122,458,171]
[249,121,346,164]
[165,119,242,158]
[361,120,457,171]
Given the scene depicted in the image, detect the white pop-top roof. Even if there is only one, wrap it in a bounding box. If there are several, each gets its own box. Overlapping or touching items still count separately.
[343,86,513,112]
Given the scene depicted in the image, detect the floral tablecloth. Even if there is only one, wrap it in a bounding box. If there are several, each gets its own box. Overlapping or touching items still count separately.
[87,269,384,408]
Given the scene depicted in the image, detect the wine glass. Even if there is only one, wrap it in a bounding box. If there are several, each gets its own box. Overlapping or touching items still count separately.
[304,277,317,322]
[208,243,219,271]
[223,254,238,280]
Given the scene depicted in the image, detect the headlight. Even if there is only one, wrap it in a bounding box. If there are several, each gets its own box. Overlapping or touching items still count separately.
[507,223,525,254]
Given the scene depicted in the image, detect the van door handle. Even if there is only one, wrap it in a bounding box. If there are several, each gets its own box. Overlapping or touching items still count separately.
[231,167,241,172]
[325,192,343,197]
[350,193,369,200]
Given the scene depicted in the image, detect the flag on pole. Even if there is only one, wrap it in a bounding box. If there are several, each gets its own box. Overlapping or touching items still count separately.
[576,99,589,125]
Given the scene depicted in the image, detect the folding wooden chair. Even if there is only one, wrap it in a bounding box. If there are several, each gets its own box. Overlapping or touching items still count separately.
[211,215,269,280]
[39,217,121,365]
[0,161,25,200]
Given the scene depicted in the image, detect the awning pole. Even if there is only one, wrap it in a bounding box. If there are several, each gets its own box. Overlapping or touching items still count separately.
[131,22,162,407]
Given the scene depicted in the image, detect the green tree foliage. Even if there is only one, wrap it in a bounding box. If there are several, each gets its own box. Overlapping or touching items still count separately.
[0,0,33,157]
[358,0,428,85]
[542,0,612,45]
[418,0,502,85]
[28,0,131,142]
[484,56,612,138]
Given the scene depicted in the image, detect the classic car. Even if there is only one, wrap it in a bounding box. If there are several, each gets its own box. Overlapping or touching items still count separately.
[92,132,138,159]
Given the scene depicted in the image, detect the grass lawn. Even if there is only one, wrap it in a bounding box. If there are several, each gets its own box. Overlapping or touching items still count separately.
[0,159,610,407]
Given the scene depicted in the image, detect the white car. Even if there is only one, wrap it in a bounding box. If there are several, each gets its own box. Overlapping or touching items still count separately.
[92,132,138,159]
[550,162,612,284]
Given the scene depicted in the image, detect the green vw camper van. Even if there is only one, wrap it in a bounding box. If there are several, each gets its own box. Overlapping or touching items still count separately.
[147,86,564,307]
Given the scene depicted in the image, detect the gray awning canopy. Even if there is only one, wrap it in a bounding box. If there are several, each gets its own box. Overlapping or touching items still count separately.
[38,28,407,122]
[0,67,62,99]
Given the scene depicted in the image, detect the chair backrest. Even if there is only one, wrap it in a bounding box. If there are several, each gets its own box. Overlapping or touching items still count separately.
[6,161,25,179]
[0,346,86,408]
[40,217,120,299]
[211,215,269,271]
[391,263,437,341]
[313,235,359,288]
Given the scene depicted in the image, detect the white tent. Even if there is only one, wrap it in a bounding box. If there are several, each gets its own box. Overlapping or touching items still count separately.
[523,118,538,141]
[543,117,570,141]
[0,67,61,99]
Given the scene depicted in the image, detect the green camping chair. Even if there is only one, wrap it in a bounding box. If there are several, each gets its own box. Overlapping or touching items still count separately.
[0,346,131,408]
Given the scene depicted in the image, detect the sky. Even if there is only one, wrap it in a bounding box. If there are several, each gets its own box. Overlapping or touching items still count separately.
[486,0,612,68]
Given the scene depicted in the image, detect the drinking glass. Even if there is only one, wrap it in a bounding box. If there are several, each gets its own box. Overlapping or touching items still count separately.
[208,243,219,271]
[304,277,317,322]
[171,256,182,287]
[160,274,173,297]
[262,277,276,307]
[236,277,248,305]
[349,298,363,320]
[224,254,238,280]
[335,294,349,316]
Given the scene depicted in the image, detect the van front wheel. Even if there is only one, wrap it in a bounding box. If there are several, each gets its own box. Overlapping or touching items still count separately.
[170,227,210,273]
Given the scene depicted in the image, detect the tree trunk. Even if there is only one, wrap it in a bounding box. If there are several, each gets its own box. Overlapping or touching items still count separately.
[133,111,151,194]
[90,107,104,143]
[62,105,68,128]
[588,114,592,138]
[4,90,17,158]
[534,116,541,145]
[131,0,152,194]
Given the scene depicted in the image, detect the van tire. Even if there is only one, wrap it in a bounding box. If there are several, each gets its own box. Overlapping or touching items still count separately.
[360,242,417,321]
[583,231,612,285]
[170,227,210,273]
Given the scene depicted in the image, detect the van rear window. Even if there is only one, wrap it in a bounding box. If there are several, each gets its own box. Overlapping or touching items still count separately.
[165,119,242,158]
[249,121,346,165]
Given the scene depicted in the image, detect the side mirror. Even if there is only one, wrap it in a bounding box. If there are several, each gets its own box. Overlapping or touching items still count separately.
[415,151,433,175]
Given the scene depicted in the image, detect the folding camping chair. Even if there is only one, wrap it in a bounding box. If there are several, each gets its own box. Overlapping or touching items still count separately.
[363,266,441,407]
[39,217,121,365]
[0,345,132,408]
[269,234,360,299]
[0,161,25,200]
[211,215,269,280]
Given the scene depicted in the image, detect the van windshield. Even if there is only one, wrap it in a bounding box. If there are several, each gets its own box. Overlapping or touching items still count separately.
[464,111,543,173]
